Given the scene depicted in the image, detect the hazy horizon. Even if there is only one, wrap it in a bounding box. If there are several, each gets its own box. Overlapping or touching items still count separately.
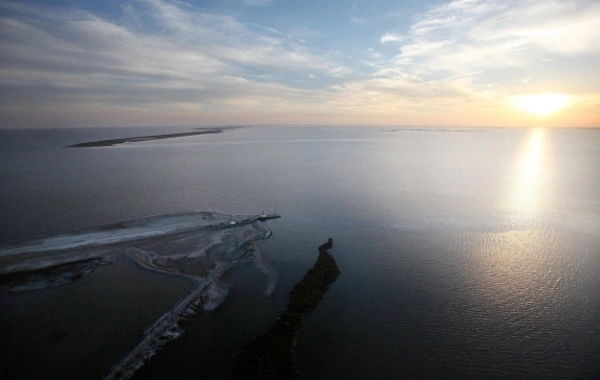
[2,124,600,130]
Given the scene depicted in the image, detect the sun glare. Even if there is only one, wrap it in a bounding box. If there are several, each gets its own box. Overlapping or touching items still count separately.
[511,93,570,116]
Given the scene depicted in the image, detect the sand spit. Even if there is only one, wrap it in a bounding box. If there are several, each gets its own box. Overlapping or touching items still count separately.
[252,242,278,296]
[103,223,274,380]
[0,211,280,379]
[65,126,240,148]
[248,221,277,295]
[0,211,277,274]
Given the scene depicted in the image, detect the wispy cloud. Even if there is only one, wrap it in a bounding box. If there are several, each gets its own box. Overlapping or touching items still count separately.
[383,0,600,77]
[245,0,274,6]
[374,0,600,104]
[380,33,403,44]
[0,0,337,116]
[0,0,598,127]
[367,48,382,59]
[442,70,486,81]
[355,0,599,126]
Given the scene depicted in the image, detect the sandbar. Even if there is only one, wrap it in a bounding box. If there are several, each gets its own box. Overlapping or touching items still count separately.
[65,127,238,148]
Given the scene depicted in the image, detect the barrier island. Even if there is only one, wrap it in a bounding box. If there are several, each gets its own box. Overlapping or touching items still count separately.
[65,127,238,147]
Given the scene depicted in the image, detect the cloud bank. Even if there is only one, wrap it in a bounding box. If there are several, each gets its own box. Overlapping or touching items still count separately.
[0,0,598,127]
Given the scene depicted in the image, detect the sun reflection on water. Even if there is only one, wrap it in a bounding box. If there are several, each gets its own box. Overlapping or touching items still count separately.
[511,128,547,224]
[466,128,558,315]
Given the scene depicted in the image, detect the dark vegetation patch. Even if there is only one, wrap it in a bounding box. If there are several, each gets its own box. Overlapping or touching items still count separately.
[231,238,340,379]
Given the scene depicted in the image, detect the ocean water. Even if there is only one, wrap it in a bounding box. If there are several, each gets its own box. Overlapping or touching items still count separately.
[1,126,599,379]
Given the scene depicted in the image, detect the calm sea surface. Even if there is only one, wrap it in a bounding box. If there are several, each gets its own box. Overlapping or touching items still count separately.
[1,126,599,379]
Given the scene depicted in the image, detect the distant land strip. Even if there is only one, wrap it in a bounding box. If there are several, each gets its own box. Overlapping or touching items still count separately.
[382,127,486,133]
[65,126,239,148]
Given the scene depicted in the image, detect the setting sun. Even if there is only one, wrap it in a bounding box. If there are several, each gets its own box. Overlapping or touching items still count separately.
[511,93,571,116]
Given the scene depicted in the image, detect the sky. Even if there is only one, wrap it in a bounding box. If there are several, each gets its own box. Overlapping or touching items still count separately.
[0,0,599,128]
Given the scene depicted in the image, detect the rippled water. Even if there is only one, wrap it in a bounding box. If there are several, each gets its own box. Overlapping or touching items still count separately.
[1,126,599,378]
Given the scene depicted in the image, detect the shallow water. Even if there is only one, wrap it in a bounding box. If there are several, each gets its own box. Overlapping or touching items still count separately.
[0,258,192,379]
[1,126,599,378]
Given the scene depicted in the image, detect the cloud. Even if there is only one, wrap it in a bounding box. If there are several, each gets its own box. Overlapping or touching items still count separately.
[394,0,600,71]
[367,48,381,59]
[245,0,274,6]
[377,0,600,92]
[323,74,474,117]
[351,17,364,24]
[351,0,600,125]
[0,0,598,128]
[442,70,486,81]
[468,1,600,55]
[411,16,457,34]
[0,0,337,115]
[380,33,403,44]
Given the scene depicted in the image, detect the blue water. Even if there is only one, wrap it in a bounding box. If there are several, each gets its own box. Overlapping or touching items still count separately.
[1,126,599,378]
